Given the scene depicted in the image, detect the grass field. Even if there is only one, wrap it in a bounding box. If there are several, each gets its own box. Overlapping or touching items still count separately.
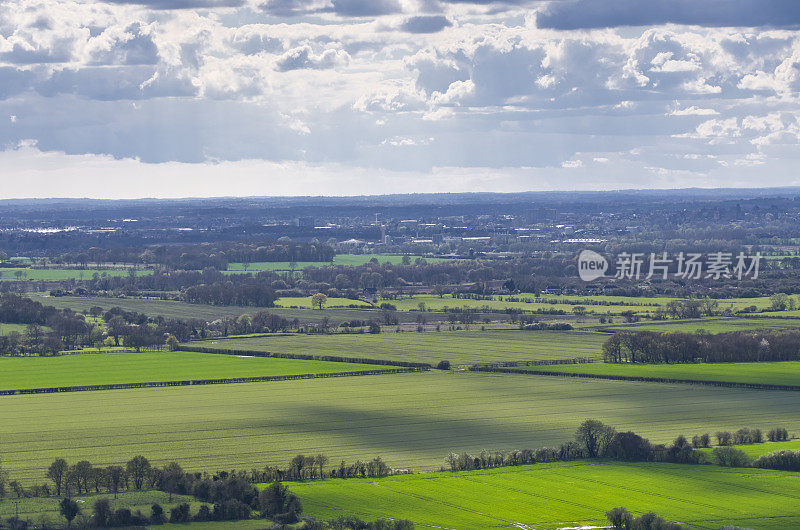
[538,361,800,386]
[28,294,440,325]
[388,294,787,316]
[4,371,800,483]
[283,461,800,529]
[274,296,373,309]
[191,330,607,365]
[0,268,151,281]
[0,322,38,335]
[698,440,800,459]
[0,350,390,391]
[598,317,800,333]
[0,489,203,525]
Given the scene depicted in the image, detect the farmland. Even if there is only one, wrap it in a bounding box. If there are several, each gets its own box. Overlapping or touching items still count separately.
[3,371,800,483]
[0,490,203,524]
[0,350,391,391]
[0,268,151,281]
[26,294,439,325]
[597,317,800,333]
[283,461,800,529]
[538,360,800,386]
[190,330,607,365]
[274,296,373,309]
[698,439,800,459]
[388,294,786,315]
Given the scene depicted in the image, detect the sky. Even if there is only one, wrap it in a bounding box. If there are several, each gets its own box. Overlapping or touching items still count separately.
[3,0,800,198]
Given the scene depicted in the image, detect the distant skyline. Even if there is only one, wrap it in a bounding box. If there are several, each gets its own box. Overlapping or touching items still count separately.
[3,0,800,198]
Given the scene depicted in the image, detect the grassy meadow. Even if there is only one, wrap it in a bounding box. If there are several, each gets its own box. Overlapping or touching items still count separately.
[0,490,203,525]
[698,439,800,460]
[0,268,150,281]
[3,371,800,482]
[191,330,607,365]
[27,294,433,325]
[537,361,800,386]
[598,317,800,333]
[283,461,800,529]
[0,350,390,391]
[274,296,373,309]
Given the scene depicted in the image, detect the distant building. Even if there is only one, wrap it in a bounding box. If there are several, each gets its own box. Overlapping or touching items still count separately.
[292,216,315,227]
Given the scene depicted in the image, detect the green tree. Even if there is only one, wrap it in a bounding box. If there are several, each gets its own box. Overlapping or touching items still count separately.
[60,498,80,528]
[576,419,616,458]
[126,456,151,490]
[93,498,112,528]
[311,292,328,310]
[106,466,125,499]
[48,458,68,496]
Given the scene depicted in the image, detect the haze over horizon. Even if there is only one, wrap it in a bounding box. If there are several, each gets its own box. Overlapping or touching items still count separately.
[4,0,800,198]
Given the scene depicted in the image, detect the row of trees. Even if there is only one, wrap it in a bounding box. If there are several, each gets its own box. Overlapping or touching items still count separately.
[444,420,707,472]
[602,330,800,364]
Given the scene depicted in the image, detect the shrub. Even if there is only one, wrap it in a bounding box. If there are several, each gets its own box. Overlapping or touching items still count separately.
[692,433,711,448]
[150,504,165,525]
[767,427,789,442]
[713,447,751,467]
[436,360,451,370]
[752,450,800,471]
[169,503,191,524]
[715,431,733,446]
[733,427,763,445]
[606,507,682,530]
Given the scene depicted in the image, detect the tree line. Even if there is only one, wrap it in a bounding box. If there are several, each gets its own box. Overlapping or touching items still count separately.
[444,420,712,473]
[0,453,411,529]
[602,329,800,364]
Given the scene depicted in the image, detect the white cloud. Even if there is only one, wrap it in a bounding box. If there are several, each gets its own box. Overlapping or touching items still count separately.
[3,0,800,195]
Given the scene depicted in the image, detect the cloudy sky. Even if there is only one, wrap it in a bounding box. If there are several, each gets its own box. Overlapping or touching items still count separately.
[3,0,800,198]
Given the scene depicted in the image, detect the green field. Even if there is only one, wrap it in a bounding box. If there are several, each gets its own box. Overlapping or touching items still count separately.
[0,350,389,390]
[598,317,800,333]
[274,296,373,309]
[699,440,800,459]
[0,322,37,335]
[4,371,800,482]
[28,294,439,325]
[283,461,800,529]
[191,330,607,365]
[538,361,800,386]
[386,294,787,316]
[0,268,151,281]
[0,489,203,526]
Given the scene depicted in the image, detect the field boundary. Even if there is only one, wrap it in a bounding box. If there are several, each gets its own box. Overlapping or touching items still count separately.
[0,367,425,396]
[181,345,433,368]
[469,366,800,391]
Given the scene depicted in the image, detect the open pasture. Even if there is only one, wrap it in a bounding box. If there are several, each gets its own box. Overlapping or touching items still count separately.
[29,294,462,326]
[598,317,800,333]
[191,330,607,365]
[538,361,800,387]
[0,350,387,391]
[698,439,800,460]
[284,461,800,529]
[28,294,437,325]
[0,268,150,281]
[274,296,373,309]
[0,490,203,525]
[3,371,800,482]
